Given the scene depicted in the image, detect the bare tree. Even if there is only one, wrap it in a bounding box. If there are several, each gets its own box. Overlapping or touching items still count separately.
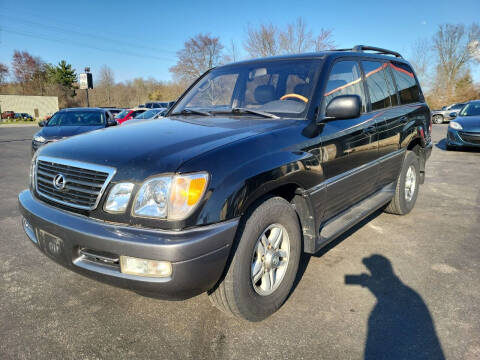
[408,39,432,90]
[279,17,314,54]
[244,19,335,58]
[314,28,335,51]
[226,39,239,62]
[244,23,279,58]
[11,50,43,94]
[170,34,224,85]
[469,39,480,62]
[99,65,115,105]
[432,23,480,98]
[0,63,8,85]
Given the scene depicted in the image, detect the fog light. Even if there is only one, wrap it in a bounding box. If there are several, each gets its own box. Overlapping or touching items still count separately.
[120,256,172,278]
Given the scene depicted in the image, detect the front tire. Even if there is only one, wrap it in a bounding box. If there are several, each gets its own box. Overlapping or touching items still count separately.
[209,197,301,321]
[384,151,420,215]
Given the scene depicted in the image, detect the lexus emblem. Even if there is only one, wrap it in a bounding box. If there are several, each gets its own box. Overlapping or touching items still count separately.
[53,174,66,190]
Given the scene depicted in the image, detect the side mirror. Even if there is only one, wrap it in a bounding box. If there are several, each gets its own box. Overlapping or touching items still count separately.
[319,95,361,123]
[449,112,457,118]
[38,120,47,127]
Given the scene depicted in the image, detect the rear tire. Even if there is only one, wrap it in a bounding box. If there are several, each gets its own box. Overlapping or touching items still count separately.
[385,151,420,215]
[432,115,443,124]
[209,197,301,321]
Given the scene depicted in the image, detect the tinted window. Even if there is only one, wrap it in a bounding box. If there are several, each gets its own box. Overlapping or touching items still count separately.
[390,62,420,104]
[362,61,395,110]
[459,102,480,116]
[451,103,465,110]
[47,111,105,126]
[323,60,366,113]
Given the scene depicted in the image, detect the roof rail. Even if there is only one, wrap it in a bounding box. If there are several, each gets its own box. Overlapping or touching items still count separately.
[352,45,403,58]
[331,46,403,58]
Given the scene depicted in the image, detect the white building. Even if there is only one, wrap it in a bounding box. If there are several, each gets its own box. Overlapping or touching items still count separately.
[0,95,59,119]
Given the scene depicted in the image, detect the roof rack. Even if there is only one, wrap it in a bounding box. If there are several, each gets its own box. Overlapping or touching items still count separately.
[333,45,403,58]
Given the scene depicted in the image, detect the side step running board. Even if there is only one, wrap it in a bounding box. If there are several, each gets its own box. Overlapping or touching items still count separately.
[314,185,395,253]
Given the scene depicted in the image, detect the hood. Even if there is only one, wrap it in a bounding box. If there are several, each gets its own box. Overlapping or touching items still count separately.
[37,125,105,140]
[455,116,480,131]
[38,116,296,181]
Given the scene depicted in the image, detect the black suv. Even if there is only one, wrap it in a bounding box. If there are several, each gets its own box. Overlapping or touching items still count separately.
[19,46,432,321]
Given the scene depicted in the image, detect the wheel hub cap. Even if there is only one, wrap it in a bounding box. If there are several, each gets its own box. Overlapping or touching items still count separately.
[251,224,290,296]
[405,165,416,202]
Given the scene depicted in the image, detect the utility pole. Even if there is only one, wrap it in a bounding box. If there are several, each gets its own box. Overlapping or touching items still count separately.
[80,67,93,107]
[85,67,90,107]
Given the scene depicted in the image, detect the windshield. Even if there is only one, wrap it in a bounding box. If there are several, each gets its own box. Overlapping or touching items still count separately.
[115,110,130,119]
[172,59,321,118]
[47,111,105,126]
[459,102,480,117]
[135,109,161,119]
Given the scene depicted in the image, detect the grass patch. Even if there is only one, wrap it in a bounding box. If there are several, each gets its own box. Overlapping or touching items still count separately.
[0,120,39,125]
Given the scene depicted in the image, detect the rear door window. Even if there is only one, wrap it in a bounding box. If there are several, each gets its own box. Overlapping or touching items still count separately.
[390,62,420,104]
[322,60,366,113]
[361,60,398,110]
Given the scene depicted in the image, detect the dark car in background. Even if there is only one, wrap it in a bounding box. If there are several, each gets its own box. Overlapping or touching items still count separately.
[15,113,34,121]
[144,101,169,109]
[431,102,466,124]
[19,46,432,321]
[446,100,480,150]
[32,108,117,153]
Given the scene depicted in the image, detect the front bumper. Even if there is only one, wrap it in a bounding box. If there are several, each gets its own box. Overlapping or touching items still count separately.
[18,190,238,299]
[446,128,480,148]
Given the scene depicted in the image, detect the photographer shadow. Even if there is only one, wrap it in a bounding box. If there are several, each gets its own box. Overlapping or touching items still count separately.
[346,255,445,360]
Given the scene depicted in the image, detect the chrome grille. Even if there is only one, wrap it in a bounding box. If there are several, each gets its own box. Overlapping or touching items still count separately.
[35,156,116,210]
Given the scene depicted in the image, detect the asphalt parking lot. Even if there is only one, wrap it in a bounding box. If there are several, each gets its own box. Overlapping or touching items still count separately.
[0,124,479,359]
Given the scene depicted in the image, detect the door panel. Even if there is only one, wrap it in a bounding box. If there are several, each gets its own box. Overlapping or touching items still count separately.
[375,106,408,188]
[318,60,380,221]
[320,114,379,220]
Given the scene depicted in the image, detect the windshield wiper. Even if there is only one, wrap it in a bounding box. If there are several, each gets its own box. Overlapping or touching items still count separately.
[170,108,211,116]
[226,107,279,119]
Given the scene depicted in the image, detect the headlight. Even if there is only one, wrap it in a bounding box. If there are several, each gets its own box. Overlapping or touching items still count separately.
[104,183,135,213]
[30,153,38,188]
[34,135,46,143]
[449,121,463,130]
[133,172,208,220]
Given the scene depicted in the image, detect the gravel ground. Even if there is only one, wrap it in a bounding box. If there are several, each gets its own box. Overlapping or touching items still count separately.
[0,125,479,360]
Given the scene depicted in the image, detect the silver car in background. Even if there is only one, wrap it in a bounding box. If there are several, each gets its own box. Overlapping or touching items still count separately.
[431,102,466,124]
